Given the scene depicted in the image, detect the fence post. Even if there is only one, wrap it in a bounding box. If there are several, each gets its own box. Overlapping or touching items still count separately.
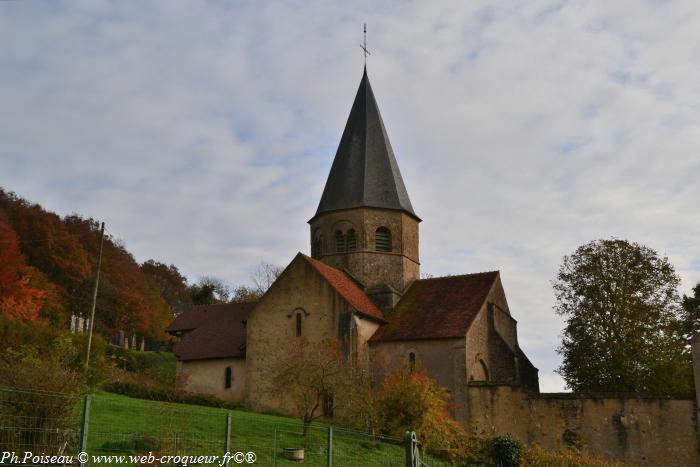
[405,431,419,467]
[224,413,231,464]
[326,426,333,467]
[79,395,91,467]
[273,428,278,467]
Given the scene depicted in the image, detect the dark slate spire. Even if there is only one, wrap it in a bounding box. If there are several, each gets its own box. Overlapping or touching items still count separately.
[313,67,419,221]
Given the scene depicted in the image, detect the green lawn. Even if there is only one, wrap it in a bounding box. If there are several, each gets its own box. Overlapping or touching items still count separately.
[86,392,440,466]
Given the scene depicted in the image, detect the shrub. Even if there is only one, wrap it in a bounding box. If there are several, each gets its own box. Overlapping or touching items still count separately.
[104,381,240,410]
[102,436,160,454]
[107,347,176,387]
[491,435,522,467]
[522,445,630,467]
[0,339,87,454]
[375,368,469,462]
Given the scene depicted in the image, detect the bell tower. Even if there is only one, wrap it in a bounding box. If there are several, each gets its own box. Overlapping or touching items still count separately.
[308,67,420,308]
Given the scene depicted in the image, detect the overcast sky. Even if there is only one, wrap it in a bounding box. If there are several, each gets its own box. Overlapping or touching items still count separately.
[2,0,699,392]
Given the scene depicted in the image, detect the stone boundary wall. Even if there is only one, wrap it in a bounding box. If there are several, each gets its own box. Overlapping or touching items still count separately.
[467,383,699,465]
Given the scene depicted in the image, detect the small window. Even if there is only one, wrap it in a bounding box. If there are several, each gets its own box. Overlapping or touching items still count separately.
[409,352,416,372]
[375,227,391,252]
[335,230,346,253]
[224,367,232,389]
[346,229,357,251]
[296,313,302,337]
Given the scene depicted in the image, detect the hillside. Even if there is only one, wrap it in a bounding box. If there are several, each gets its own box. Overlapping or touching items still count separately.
[0,188,188,342]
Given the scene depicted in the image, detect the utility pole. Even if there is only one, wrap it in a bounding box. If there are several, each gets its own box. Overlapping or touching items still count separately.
[85,222,105,370]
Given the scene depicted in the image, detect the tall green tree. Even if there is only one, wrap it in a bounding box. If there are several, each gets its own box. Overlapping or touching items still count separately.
[679,283,700,341]
[553,238,692,395]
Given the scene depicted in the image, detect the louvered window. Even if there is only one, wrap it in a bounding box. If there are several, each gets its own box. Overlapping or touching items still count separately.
[346,229,357,251]
[335,230,346,253]
[375,227,391,252]
[312,234,323,258]
[409,352,416,372]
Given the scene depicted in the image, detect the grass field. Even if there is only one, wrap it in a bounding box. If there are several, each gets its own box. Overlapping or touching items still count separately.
[87,392,443,466]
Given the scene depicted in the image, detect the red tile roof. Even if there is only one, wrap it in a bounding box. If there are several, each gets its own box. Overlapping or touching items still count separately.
[369,271,499,342]
[172,302,255,361]
[304,255,385,322]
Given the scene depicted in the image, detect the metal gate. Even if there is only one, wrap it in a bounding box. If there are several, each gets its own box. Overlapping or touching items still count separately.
[404,431,430,467]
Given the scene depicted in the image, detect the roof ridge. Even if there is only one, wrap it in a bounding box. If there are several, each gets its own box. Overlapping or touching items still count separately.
[302,254,385,322]
[417,271,500,281]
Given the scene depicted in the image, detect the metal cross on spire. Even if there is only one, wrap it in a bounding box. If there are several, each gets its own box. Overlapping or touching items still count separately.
[360,23,371,66]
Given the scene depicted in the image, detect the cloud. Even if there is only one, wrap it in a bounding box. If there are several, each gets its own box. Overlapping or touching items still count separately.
[1,0,699,389]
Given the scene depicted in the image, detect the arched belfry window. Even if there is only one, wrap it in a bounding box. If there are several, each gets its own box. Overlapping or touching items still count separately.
[312,233,323,258]
[335,230,346,253]
[375,227,391,252]
[346,229,357,251]
[296,313,302,337]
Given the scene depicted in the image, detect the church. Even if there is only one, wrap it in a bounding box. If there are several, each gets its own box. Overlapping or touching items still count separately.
[167,66,539,427]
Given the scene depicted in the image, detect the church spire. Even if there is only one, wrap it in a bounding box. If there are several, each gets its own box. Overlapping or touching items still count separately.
[313,68,419,221]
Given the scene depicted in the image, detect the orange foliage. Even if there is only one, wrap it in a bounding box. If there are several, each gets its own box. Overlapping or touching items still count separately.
[0,212,46,323]
[376,368,468,462]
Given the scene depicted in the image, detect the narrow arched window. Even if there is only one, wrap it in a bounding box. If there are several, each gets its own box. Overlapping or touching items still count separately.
[346,229,357,251]
[224,367,232,389]
[335,230,346,253]
[409,352,416,372]
[312,233,323,258]
[296,313,302,337]
[375,227,391,252]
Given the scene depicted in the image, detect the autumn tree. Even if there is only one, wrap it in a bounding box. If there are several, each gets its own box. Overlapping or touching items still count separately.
[0,211,46,323]
[375,367,467,462]
[554,238,692,395]
[141,260,191,314]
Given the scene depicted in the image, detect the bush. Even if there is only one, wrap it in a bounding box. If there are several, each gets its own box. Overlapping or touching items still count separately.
[102,436,160,454]
[491,435,522,467]
[522,445,630,466]
[0,314,109,387]
[375,368,469,462]
[107,347,176,386]
[104,381,240,410]
[0,339,87,454]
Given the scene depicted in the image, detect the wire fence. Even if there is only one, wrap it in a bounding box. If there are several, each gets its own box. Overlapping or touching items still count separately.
[0,387,448,466]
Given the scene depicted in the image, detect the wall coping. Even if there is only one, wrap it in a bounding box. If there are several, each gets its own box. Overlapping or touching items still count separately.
[467,383,694,401]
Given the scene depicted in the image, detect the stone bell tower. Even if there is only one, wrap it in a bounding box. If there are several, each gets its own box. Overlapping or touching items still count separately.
[308,67,420,309]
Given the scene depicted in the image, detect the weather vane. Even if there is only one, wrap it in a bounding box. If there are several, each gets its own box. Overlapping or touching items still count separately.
[360,23,371,66]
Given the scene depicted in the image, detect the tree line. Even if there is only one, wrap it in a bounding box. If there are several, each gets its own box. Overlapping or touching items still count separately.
[0,188,279,342]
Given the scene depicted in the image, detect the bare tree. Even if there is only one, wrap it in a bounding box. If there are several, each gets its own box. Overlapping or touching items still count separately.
[271,339,354,436]
[251,262,284,296]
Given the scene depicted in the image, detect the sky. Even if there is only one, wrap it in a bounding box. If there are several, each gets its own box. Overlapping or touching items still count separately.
[1,0,699,392]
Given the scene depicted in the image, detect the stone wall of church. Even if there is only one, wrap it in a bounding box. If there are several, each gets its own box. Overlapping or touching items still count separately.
[369,338,468,425]
[309,208,419,292]
[245,256,378,414]
[467,384,700,465]
[466,276,520,386]
[176,358,246,403]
